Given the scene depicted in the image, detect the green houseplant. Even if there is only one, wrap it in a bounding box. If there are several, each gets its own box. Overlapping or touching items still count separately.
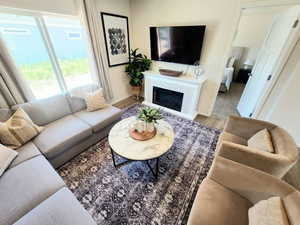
[137,107,163,132]
[125,49,151,99]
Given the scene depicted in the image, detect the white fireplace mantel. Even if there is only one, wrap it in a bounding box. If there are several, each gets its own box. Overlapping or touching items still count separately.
[143,71,207,120]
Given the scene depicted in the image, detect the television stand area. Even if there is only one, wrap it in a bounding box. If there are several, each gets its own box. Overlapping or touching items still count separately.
[143,70,207,120]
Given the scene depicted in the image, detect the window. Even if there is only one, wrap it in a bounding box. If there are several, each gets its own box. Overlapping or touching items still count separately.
[1,28,31,35]
[44,16,92,90]
[0,11,94,99]
[67,32,82,40]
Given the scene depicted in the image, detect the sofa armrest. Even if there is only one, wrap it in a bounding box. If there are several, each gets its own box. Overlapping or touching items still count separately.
[224,116,277,139]
[217,141,291,178]
[208,156,295,204]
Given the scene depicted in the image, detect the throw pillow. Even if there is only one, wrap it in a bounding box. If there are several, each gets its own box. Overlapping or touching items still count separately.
[249,197,289,225]
[0,144,18,177]
[0,108,44,149]
[248,128,274,153]
[85,89,108,112]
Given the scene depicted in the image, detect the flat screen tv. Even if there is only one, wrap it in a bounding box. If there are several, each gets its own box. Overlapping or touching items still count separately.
[150,25,206,65]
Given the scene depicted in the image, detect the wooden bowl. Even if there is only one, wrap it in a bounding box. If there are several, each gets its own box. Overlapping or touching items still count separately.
[129,128,157,141]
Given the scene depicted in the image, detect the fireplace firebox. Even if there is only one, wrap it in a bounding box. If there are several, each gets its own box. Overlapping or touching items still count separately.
[152,87,184,112]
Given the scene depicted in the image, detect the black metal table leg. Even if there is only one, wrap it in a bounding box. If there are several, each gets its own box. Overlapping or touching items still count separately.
[146,158,159,179]
[110,147,132,168]
[110,147,117,168]
[111,147,160,179]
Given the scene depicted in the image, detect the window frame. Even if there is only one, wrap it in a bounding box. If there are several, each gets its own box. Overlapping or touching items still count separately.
[0,7,93,98]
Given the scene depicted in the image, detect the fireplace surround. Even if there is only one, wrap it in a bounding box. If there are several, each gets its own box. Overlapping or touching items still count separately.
[143,71,207,120]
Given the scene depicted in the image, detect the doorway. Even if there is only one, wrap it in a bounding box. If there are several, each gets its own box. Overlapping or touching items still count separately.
[212,4,300,120]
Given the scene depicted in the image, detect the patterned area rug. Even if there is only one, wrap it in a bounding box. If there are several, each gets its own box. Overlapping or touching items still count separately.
[58,104,220,225]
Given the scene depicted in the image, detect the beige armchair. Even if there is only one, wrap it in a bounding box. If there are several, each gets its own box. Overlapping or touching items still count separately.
[187,156,300,225]
[216,115,299,178]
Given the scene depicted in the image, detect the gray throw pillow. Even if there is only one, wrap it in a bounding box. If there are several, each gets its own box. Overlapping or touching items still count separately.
[0,144,18,177]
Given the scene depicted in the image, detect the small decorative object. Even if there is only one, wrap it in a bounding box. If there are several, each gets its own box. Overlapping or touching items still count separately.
[159,69,183,77]
[129,107,163,141]
[101,12,130,67]
[125,49,152,99]
[193,61,205,79]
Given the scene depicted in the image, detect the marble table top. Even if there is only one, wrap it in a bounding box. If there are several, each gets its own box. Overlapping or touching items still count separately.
[108,116,175,160]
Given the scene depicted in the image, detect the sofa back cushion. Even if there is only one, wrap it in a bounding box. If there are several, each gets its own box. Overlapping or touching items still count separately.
[12,94,72,126]
[270,127,299,160]
[66,95,87,113]
[0,109,12,122]
[0,144,18,177]
[0,108,44,149]
[66,84,100,113]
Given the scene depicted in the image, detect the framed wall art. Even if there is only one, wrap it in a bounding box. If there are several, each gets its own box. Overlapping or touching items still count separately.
[101,12,130,67]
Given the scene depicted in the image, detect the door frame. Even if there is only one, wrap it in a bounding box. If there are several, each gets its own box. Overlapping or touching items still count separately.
[254,10,300,118]
[227,1,300,118]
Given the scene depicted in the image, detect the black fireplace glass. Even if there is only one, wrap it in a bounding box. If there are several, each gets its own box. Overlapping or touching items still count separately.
[153,86,184,112]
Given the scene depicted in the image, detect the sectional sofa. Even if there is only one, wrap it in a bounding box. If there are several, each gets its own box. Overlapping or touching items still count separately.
[0,93,123,225]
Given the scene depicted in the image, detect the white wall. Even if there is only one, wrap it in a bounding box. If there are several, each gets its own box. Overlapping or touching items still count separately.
[233,6,291,64]
[94,0,132,103]
[258,38,300,146]
[129,0,240,116]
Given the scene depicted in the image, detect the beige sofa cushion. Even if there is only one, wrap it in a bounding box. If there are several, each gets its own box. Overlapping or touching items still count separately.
[187,178,251,225]
[220,132,247,145]
[283,191,300,225]
[0,108,43,149]
[0,144,17,177]
[85,89,108,112]
[248,128,274,153]
[249,197,289,225]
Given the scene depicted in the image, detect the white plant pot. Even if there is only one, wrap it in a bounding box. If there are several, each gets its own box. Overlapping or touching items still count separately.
[145,122,155,132]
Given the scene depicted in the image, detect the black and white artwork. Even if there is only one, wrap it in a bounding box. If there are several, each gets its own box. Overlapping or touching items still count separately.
[108,28,127,55]
[101,13,130,67]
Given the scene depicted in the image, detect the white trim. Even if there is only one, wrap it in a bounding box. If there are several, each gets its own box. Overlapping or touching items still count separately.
[254,15,300,117]
[35,16,67,92]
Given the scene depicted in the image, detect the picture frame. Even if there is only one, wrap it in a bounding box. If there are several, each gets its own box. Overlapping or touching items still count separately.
[101,12,130,67]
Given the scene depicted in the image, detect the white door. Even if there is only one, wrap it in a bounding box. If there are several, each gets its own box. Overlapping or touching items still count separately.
[237,8,300,117]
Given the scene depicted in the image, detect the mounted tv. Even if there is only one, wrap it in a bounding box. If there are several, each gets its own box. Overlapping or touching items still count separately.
[150,25,206,65]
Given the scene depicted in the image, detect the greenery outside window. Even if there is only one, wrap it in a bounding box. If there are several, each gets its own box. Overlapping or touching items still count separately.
[0,10,94,99]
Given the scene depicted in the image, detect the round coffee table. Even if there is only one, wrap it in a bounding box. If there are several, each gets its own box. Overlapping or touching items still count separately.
[108,116,174,178]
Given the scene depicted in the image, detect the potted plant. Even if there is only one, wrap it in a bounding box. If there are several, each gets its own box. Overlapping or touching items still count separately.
[125,49,152,99]
[137,106,163,132]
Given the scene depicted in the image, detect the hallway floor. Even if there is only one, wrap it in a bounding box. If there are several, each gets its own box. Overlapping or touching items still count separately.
[212,82,245,120]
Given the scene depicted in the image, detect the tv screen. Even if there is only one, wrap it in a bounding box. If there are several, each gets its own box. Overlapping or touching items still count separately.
[150,25,206,65]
